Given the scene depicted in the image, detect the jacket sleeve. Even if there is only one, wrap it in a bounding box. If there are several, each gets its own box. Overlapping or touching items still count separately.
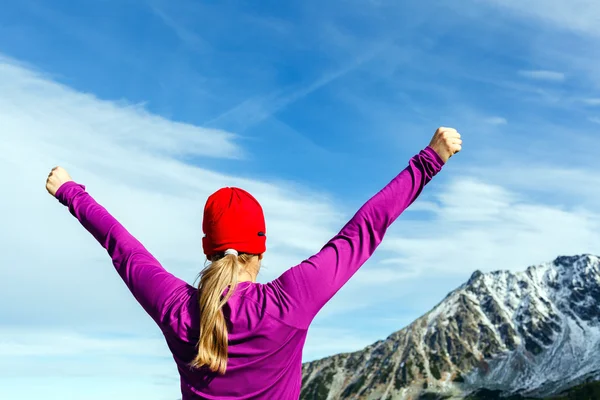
[269,146,445,329]
[55,182,192,326]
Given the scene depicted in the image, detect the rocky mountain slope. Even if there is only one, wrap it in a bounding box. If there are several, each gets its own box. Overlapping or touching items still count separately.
[300,254,600,399]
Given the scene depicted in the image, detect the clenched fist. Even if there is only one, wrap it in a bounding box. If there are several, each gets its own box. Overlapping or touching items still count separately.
[46,166,73,197]
[429,127,462,163]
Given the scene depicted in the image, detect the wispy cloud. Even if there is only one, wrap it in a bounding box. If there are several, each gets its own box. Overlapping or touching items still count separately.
[518,69,566,82]
[150,5,210,52]
[590,117,600,124]
[485,116,508,125]
[473,0,600,90]
[204,44,387,131]
[581,98,600,106]
[479,0,600,37]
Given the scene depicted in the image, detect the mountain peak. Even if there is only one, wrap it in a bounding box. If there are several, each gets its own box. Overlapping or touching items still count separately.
[467,269,484,285]
[553,254,596,266]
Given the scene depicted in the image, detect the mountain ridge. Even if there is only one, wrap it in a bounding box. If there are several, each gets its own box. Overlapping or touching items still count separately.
[300,254,600,399]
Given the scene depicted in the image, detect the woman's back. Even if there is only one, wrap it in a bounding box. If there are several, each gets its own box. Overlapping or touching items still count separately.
[166,281,308,399]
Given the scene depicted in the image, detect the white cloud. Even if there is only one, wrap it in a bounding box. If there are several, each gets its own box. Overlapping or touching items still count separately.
[0,57,241,162]
[465,165,600,211]
[0,329,179,400]
[518,69,566,82]
[304,167,600,335]
[0,55,345,335]
[379,176,600,276]
[0,328,167,358]
[303,327,381,361]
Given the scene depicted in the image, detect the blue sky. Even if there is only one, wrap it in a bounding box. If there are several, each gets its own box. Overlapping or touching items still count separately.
[2,0,600,399]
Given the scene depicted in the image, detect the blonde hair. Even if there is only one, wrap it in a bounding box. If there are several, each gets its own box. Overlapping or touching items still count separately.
[190,252,255,374]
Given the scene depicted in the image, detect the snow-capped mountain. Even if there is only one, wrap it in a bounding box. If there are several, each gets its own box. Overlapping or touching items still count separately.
[300,254,600,399]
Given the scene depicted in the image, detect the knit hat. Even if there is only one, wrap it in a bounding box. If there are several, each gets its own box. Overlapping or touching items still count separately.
[202,187,266,257]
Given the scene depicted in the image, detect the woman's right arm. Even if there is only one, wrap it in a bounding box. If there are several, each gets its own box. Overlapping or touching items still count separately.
[270,129,460,329]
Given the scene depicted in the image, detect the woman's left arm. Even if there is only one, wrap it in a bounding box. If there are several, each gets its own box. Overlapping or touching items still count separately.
[55,181,191,326]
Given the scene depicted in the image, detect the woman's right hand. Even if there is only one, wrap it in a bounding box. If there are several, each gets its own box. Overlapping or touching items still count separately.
[46,166,73,197]
[428,127,462,163]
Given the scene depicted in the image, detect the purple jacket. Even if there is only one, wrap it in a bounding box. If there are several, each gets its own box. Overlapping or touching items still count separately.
[56,146,444,399]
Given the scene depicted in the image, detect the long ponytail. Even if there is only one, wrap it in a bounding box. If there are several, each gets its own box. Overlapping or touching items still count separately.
[190,253,254,374]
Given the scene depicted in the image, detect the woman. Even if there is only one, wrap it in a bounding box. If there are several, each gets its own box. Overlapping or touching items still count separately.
[46,127,461,399]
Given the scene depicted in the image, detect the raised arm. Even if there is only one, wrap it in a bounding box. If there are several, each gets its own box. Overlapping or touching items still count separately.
[270,128,461,328]
[48,171,191,327]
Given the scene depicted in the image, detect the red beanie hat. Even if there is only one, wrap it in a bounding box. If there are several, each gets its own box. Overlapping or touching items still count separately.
[202,187,266,257]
